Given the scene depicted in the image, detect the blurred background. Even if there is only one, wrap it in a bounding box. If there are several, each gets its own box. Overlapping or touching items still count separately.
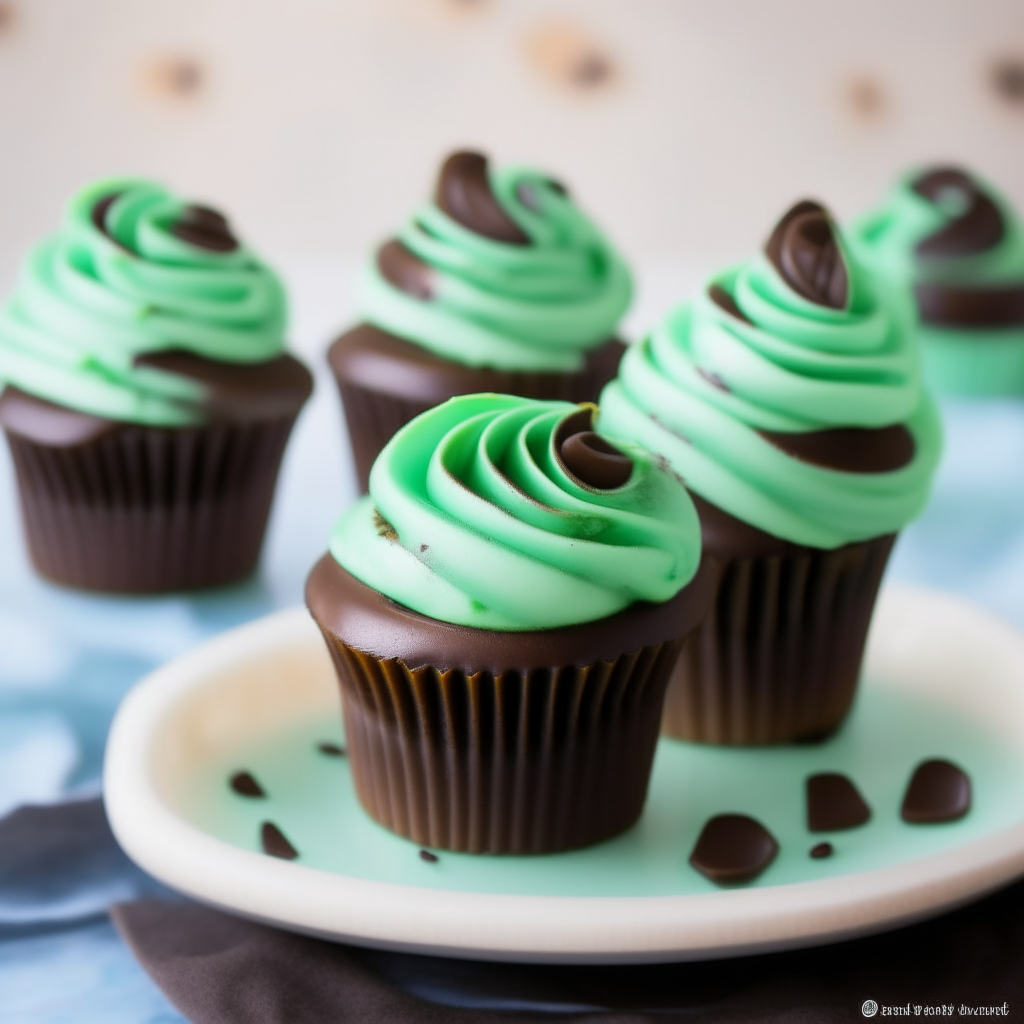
[0,0,1022,292]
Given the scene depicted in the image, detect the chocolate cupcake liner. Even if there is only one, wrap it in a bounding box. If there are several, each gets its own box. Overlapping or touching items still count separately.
[317,631,684,854]
[329,330,625,492]
[919,326,1024,398]
[662,533,896,745]
[4,415,298,593]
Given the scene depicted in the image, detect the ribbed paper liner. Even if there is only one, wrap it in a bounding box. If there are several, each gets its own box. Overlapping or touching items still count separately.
[318,632,684,853]
[333,343,625,493]
[4,416,297,593]
[662,534,896,745]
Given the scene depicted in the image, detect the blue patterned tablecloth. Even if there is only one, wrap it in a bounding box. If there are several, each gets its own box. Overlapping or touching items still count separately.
[2,320,1024,1023]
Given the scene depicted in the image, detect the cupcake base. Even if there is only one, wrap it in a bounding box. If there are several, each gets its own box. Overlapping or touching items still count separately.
[306,553,713,854]
[327,324,626,492]
[662,496,895,746]
[1,367,311,593]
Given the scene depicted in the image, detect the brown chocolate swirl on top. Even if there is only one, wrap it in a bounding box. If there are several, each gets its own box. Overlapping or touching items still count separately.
[765,201,849,310]
[758,424,915,473]
[912,167,1004,259]
[169,204,238,252]
[554,407,633,489]
[435,150,530,245]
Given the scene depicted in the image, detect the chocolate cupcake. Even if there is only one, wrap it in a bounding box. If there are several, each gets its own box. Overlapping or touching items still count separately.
[306,394,711,853]
[0,179,312,592]
[329,150,632,491]
[599,201,942,745]
[851,166,1024,396]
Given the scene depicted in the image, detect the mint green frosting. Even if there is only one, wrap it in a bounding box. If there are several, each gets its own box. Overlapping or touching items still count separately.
[0,178,288,425]
[330,393,701,631]
[358,166,632,372]
[598,226,942,550]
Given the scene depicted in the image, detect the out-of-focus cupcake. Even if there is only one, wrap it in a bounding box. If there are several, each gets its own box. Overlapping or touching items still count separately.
[306,393,711,853]
[599,200,942,745]
[328,150,632,491]
[0,179,312,592]
[851,166,1024,396]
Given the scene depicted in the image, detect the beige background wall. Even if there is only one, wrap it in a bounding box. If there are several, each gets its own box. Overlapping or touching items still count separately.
[0,0,1022,303]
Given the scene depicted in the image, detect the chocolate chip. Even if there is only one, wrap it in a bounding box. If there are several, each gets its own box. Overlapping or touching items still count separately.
[419,849,439,863]
[170,204,238,252]
[806,773,871,832]
[317,742,346,757]
[696,366,730,392]
[435,151,530,245]
[689,814,779,884]
[559,430,632,489]
[261,822,298,860]
[900,759,972,824]
[765,200,848,309]
[810,842,834,859]
[229,770,266,798]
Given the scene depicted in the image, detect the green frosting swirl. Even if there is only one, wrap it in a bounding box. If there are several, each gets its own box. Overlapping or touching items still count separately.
[0,178,288,425]
[598,215,942,549]
[330,393,701,631]
[358,164,632,372]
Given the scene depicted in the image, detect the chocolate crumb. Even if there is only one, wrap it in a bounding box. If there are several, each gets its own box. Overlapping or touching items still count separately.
[689,814,779,884]
[229,770,265,798]
[420,544,429,552]
[901,759,972,824]
[419,849,439,863]
[261,822,299,860]
[810,842,834,859]
[317,742,346,757]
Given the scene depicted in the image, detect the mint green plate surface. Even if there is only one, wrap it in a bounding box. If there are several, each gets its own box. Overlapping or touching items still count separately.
[105,584,1024,962]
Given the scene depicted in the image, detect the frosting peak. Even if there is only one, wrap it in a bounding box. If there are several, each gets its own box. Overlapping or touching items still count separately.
[0,178,288,426]
[599,200,942,549]
[357,150,632,372]
[330,393,702,631]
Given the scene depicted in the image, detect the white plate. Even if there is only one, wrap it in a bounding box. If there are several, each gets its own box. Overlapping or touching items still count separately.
[104,584,1024,964]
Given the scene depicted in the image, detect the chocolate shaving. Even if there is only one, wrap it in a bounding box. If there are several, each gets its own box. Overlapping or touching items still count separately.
[169,204,238,252]
[260,821,299,860]
[912,167,1004,259]
[689,813,779,884]
[765,200,849,309]
[317,742,346,757]
[901,759,972,824]
[229,771,265,798]
[758,425,915,474]
[806,772,871,832]
[810,842,834,859]
[419,849,439,863]
[435,151,530,245]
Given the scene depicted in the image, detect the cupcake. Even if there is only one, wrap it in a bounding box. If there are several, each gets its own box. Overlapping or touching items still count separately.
[851,166,1024,396]
[599,200,942,745]
[0,179,313,592]
[328,150,632,491]
[305,393,711,853]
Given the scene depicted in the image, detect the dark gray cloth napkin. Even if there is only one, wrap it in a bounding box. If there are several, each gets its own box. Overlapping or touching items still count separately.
[112,877,1024,1023]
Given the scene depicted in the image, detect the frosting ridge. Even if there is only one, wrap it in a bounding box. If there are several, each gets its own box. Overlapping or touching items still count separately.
[357,151,632,372]
[330,393,701,630]
[0,178,288,425]
[599,201,942,549]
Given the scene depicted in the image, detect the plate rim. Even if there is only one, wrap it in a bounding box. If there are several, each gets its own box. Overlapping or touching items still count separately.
[104,584,1024,964]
